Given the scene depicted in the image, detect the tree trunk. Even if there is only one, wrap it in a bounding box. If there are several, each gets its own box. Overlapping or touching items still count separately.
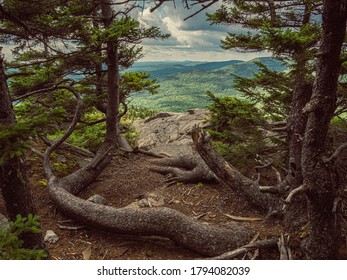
[0,53,42,249]
[98,1,132,151]
[284,81,312,230]
[301,0,347,259]
[101,0,120,145]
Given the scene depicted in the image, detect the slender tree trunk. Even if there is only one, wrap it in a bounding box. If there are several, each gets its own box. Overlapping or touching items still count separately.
[0,53,42,249]
[301,0,347,259]
[101,0,120,145]
[284,81,312,229]
[100,1,131,151]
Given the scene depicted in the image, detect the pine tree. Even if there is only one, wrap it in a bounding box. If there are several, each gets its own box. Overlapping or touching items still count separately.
[200,0,347,258]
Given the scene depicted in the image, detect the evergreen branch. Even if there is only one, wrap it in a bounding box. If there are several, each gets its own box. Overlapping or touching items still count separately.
[12,79,72,101]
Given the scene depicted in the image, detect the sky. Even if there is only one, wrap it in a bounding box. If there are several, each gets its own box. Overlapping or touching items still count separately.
[1,2,268,63]
[135,2,268,62]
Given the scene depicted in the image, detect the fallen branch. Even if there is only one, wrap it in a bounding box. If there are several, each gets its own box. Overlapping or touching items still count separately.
[57,224,85,230]
[222,213,262,222]
[209,238,278,260]
[285,184,306,205]
[43,138,94,158]
[277,233,292,260]
[191,127,276,212]
[323,142,347,163]
[259,185,280,194]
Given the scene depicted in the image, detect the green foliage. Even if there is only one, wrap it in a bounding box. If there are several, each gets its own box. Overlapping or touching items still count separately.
[207,92,271,169]
[1,0,168,162]
[121,72,160,101]
[0,214,46,260]
[207,91,265,142]
[232,61,292,120]
[260,23,321,56]
[207,0,321,119]
[0,104,66,165]
[125,105,157,121]
[61,122,106,152]
[91,17,168,45]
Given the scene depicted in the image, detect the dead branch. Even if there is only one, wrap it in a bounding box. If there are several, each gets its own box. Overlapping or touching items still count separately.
[149,0,167,12]
[30,147,44,158]
[259,185,280,194]
[184,0,219,21]
[57,224,85,230]
[192,127,276,212]
[209,238,278,260]
[43,138,94,158]
[222,212,262,222]
[277,233,292,260]
[323,142,347,163]
[285,184,306,205]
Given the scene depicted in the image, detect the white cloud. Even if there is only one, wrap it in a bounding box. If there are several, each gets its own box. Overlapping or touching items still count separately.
[137,3,262,62]
[140,45,269,62]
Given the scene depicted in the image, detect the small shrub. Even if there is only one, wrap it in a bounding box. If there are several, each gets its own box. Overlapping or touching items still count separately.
[207,92,271,170]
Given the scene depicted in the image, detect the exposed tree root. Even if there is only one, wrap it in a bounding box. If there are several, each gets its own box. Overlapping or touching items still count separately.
[41,90,256,257]
[48,181,253,256]
[149,155,217,186]
[44,141,254,256]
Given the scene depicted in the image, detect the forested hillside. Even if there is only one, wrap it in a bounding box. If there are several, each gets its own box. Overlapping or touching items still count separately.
[128,57,287,111]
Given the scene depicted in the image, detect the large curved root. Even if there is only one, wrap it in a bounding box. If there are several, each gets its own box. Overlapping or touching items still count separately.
[149,155,217,185]
[48,182,253,256]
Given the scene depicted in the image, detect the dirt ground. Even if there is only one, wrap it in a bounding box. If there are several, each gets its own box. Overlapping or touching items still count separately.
[0,151,309,260]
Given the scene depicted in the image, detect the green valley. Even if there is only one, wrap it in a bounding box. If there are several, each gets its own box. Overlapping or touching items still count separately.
[127,57,287,112]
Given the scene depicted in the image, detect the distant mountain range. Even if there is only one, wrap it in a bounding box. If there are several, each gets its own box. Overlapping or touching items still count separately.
[127,57,287,112]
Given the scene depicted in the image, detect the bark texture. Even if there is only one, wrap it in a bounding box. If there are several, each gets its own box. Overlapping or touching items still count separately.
[284,81,312,229]
[0,54,42,249]
[301,0,347,259]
